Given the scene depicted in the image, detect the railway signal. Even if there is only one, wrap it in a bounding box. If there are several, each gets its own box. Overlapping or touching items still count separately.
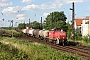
[51,12,53,29]
[29,18,30,27]
[70,2,75,40]
[40,17,42,30]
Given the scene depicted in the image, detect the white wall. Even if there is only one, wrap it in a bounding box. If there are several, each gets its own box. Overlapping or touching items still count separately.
[74,20,81,32]
[81,20,89,36]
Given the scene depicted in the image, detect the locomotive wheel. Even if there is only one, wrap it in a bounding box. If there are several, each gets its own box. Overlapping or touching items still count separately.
[49,39,52,42]
[45,38,49,42]
[59,41,64,46]
[51,40,55,44]
[53,40,56,44]
[41,37,44,40]
[64,40,68,46]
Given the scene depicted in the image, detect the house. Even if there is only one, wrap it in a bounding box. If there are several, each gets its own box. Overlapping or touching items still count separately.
[74,16,90,36]
[81,16,90,36]
[74,18,83,33]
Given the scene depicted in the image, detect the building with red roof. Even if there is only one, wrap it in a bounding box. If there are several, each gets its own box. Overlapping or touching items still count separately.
[74,18,83,33]
[75,18,83,26]
[74,16,90,36]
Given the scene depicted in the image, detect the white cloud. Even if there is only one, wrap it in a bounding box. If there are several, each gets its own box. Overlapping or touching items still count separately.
[16,14,26,20]
[1,0,88,18]
[22,0,32,4]
[2,6,22,15]
[22,4,39,11]
[17,17,25,20]
[22,0,87,11]
[17,14,25,17]
[0,0,12,7]
[43,13,49,17]
[64,0,86,4]
[22,2,63,11]
[22,4,53,11]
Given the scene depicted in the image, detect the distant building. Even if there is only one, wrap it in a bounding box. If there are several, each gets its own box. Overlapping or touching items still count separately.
[74,16,90,36]
[74,18,83,32]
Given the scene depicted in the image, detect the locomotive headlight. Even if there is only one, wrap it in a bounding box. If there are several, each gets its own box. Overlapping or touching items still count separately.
[63,37,64,39]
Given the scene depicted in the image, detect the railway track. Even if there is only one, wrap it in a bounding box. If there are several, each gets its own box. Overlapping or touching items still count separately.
[17,34,90,60]
[51,45,90,60]
[1,33,90,60]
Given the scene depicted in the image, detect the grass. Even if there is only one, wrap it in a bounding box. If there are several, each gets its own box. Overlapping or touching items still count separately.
[0,29,22,36]
[78,40,90,46]
[0,42,29,60]
[68,39,90,47]
[0,36,84,60]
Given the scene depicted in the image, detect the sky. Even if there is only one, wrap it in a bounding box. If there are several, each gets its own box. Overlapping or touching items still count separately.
[0,0,90,27]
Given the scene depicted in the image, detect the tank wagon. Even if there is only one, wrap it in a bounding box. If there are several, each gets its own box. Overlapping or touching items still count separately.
[33,29,40,38]
[39,29,49,40]
[28,29,35,36]
[22,29,27,34]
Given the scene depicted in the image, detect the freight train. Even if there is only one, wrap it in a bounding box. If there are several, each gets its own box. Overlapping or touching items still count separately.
[22,27,67,45]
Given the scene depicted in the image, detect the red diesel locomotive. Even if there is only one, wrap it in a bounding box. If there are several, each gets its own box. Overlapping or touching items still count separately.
[48,28,67,45]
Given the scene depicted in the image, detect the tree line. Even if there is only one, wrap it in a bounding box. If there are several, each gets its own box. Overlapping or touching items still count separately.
[17,11,72,39]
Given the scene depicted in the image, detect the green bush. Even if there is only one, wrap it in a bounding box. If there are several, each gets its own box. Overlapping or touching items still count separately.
[82,35,90,43]
[67,30,71,39]
[75,32,82,40]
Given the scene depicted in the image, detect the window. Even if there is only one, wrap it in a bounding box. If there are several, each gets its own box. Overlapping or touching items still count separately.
[85,21,89,24]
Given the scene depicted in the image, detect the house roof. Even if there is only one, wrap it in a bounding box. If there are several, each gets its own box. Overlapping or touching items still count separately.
[75,18,83,26]
[83,16,90,20]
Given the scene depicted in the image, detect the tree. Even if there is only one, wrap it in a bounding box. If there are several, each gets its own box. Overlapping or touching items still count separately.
[66,21,72,39]
[30,21,40,29]
[17,21,40,29]
[18,23,26,29]
[43,11,67,31]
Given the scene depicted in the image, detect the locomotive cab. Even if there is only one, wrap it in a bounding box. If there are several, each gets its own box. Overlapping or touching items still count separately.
[49,28,67,45]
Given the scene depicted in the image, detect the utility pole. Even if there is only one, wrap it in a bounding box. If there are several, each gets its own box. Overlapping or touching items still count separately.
[8,20,13,37]
[11,20,13,37]
[70,2,75,40]
[1,18,4,30]
[40,17,42,30]
[24,21,25,28]
[29,18,30,27]
[51,12,53,29]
